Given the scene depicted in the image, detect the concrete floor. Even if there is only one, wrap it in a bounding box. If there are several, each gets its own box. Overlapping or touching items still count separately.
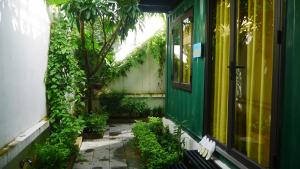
[73,123,143,169]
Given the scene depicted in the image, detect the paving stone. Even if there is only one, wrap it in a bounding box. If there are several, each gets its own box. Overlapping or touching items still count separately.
[79,151,93,162]
[93,151,109,162]
[92,160,110,168]
[110,158,127,168]
[73,161,93,169]
[73,123,140,169]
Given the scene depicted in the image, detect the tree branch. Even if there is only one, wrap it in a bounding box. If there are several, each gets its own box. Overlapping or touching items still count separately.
[79,18,90,77]
[100,15,107,44]
[89,18,125,77]
[91,22,98,64]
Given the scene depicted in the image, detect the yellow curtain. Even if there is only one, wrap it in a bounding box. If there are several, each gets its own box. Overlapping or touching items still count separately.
[244,0,274,167]
[211,0,230,144]
[183,17,192,84]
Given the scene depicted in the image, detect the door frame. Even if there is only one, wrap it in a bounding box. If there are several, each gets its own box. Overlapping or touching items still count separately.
[203,0,286,168]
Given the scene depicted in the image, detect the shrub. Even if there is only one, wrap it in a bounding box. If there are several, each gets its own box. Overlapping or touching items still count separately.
[121,96,149,116]
[34,143,71,169]
[84,113,108,135]
[132,121,178,169]
[147,117,184,158]
[99,92,125,114]
[48,115,84,152]
[99,93,164,117]
[148,116,163,136]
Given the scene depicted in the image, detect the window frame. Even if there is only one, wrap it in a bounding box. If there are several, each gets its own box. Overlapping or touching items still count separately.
[171,8,194,92]
[203,0,285,169]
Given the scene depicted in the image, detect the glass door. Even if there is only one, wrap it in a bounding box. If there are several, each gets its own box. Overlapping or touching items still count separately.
[208,0,276,168]
[233,0,274,167]
[209,0,231,145]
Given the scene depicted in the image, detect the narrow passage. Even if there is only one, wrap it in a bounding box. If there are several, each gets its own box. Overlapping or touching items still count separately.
[73,123,143,169]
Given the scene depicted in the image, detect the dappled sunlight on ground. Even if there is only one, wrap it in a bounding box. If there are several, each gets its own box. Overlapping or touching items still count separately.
[73,123,143,169]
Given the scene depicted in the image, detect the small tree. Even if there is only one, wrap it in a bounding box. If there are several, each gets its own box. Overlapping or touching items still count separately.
[48,0,143,113]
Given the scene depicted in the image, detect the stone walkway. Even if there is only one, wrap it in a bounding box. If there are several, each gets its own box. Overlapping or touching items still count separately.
[73,123,143,169]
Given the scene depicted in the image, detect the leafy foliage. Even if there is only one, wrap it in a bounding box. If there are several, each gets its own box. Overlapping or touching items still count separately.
[47,0,143,113]
[148,117,163,136]
[132,121,178,169]
[34,143,71,169]
[84,112,108,135]
[99,92,163,118]
[46,0,68,5]
[62,0,142,39]
[46,18,86,117]
[132,117,184,169]
[147,117,184,159]
[121,97,149,115]
[34,17,86,168]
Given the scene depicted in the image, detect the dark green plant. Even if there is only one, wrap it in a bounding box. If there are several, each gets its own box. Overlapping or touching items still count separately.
[121,96,149,116]
[147,116,163,136]
[147,117,184,158]
[34,143,71,169]
[99,93,164,117]
[84,112,108,135]
[148,106,164,117]
[46,16,86,136]
[34,16,86,168]
[132,121,178,169]
[99,92,125,113]
[173,121,186,159]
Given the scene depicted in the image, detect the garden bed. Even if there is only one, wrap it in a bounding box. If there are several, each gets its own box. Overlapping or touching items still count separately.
[132,117,184,169]
[99,93,164,119]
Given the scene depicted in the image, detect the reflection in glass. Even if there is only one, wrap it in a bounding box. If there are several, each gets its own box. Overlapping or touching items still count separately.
[234,0,274,167]
[182,17,192,84]
[209,0,231,145]
[172,25,181,83]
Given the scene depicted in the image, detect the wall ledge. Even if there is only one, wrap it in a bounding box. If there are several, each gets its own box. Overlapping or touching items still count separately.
[0,120,49,168]
[119,93,165,98]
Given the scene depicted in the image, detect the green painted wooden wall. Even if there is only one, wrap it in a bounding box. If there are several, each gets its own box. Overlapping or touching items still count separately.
[166,0,300,168]
[280,0,300,168]
[166,0,206,138]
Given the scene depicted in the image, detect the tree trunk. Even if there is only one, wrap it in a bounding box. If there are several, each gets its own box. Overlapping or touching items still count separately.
[87,85,93,113]
[79,19,92,113]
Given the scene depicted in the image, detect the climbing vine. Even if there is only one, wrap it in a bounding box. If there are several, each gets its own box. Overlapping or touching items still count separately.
[118,30,166,78]
[46,17,86,123]
[96,31,166,90]
[34,17,86,168]
[146,31,167,77]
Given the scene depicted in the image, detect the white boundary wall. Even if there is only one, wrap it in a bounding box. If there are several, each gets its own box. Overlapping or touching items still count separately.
[0,0,50,150]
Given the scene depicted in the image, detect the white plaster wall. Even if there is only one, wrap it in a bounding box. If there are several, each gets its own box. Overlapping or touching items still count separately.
[0,0,50,148]
[108,54,165,94]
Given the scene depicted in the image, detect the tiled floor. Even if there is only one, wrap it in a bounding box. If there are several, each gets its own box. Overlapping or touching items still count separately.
[73,123,143,169]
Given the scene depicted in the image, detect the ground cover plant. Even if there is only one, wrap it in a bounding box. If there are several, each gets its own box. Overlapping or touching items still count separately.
[132,117,184,169]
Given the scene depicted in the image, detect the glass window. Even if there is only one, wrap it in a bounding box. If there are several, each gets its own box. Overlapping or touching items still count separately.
[182,16,192,84]
[172,9,193,89]
[173,25,181,83]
